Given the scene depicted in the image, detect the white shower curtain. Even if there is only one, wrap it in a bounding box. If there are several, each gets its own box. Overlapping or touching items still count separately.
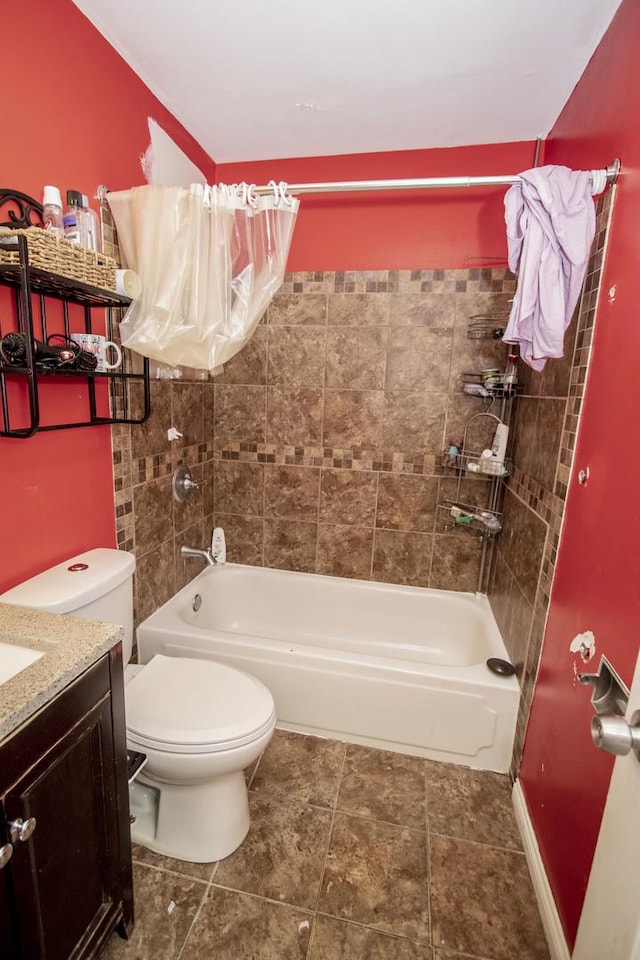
[107,182,299,370]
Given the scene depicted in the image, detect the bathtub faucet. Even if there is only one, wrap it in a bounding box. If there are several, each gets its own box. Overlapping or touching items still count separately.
[181,545,216,566]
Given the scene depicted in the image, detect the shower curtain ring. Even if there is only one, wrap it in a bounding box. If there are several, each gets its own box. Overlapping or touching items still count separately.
[278,181,295,206]
[268,179,280,205]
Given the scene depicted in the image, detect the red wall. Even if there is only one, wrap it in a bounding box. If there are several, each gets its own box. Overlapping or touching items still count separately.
[518,0,640,946]
[218,141,536,271]
[0,0,214,593]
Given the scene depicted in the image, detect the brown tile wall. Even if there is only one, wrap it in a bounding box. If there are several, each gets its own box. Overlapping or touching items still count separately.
[210,268,516,592]
[112,380,216,628]
[111,267,516,623]
[487,190,614,778]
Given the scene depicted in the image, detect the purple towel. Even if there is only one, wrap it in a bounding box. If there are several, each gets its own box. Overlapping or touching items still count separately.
[503,165,596,371]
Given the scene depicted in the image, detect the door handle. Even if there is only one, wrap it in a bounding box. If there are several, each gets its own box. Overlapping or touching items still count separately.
[0,843,13,869]
[591,709,640,761]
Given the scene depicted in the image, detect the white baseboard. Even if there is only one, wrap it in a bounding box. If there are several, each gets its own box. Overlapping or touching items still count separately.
[512,779,571,960]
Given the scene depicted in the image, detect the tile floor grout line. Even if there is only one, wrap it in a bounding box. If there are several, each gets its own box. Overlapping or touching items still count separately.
[130,860,211,886]
[247,786,340,815]
[314,910,434,947]
[427,830,436,956]
[428,830,526,856]
[175,855,225,960]
[424,767,433,950]
[174,849,221,960]
[330,804,429,834]
[428,947,498,960]
[205,880,315,915]
[305,738,349,959]
[175,868,215,960]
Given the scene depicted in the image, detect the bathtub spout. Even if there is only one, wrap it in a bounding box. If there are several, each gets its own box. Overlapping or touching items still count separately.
[181,545,216,566]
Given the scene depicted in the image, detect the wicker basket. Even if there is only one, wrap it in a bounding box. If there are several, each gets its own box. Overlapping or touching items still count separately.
[0,227,117,292]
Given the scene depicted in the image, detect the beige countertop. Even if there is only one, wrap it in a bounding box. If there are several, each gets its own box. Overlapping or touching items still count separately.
[0,604,122,743]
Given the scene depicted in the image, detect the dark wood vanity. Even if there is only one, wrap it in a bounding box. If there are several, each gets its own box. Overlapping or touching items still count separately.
[0,644,133,959]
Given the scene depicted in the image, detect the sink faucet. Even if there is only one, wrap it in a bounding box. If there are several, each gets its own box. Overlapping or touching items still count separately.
[180,545,216,566]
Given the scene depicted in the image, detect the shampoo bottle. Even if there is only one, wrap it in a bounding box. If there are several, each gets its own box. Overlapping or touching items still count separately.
[491,422,509,463]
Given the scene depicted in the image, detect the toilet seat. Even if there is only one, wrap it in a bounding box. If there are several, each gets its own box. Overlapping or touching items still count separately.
[126,654,276,754]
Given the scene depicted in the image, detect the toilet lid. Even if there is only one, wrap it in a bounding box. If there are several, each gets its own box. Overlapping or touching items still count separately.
[126,655,275,749]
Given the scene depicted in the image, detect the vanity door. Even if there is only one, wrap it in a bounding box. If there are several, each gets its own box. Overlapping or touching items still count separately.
[0,844,20,958]
[0,653,133,960]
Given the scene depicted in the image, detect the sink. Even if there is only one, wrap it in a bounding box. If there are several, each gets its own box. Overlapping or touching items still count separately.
[0,642,44,685]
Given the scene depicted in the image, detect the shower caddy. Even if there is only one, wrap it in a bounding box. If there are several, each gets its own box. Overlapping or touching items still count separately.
[0,188,150,438]
[438,315,519,592]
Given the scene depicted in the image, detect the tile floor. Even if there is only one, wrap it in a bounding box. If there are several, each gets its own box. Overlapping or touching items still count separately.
[102,730,550,960]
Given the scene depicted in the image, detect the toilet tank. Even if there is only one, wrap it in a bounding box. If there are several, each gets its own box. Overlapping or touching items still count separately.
[0,549,136,663]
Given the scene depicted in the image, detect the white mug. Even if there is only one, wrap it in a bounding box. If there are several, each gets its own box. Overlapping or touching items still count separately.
[71,333,122,372]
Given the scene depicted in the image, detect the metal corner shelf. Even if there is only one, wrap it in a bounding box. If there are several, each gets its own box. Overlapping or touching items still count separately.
[439,402,516,592]
[437,500,503,540]
[0,191,150,439]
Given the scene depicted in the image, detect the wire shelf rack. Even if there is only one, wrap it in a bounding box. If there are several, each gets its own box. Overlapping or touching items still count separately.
[466,315,508,340]
[438,500,503,538]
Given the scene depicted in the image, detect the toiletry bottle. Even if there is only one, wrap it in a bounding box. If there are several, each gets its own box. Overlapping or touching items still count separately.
[505,353,518,387]
[82,193,102,252]
[491,423,509,463]
[64,190,89,248]
[42,186,64,238]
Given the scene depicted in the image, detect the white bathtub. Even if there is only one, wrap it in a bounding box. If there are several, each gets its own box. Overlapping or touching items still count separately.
[137,563,519,773]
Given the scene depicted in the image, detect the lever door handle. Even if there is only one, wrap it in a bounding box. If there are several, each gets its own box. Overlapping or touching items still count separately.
[591,710,640,761]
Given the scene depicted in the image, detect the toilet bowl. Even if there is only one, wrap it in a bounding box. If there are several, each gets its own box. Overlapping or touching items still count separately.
[125,653,275,860]
[0,549,276,863]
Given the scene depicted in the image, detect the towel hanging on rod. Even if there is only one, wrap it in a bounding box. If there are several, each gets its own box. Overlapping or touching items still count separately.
[502,164,603,371]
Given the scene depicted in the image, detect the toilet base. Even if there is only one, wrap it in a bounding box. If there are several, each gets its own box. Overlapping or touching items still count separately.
[130,769,250,862]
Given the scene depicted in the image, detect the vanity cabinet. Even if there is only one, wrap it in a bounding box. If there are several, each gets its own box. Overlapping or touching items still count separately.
[0,646,133,959]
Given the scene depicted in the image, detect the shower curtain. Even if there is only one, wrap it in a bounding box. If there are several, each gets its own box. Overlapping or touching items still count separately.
[107,182,299,371]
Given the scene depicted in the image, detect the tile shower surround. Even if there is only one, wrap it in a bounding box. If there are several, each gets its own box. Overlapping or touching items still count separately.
[212,268,516,592]
[112,267,519,626]
[486,190,613,776]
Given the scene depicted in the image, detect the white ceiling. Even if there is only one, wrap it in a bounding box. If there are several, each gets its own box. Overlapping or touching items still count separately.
[73,0,622,164]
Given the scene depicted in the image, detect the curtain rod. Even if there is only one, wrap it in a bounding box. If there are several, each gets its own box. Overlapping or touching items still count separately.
[253,158,620,196]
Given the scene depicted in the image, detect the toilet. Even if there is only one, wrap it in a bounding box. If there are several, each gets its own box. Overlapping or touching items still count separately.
[0,548,276,863]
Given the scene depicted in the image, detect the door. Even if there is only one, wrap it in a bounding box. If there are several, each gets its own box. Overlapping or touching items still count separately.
[572,648,640,960]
